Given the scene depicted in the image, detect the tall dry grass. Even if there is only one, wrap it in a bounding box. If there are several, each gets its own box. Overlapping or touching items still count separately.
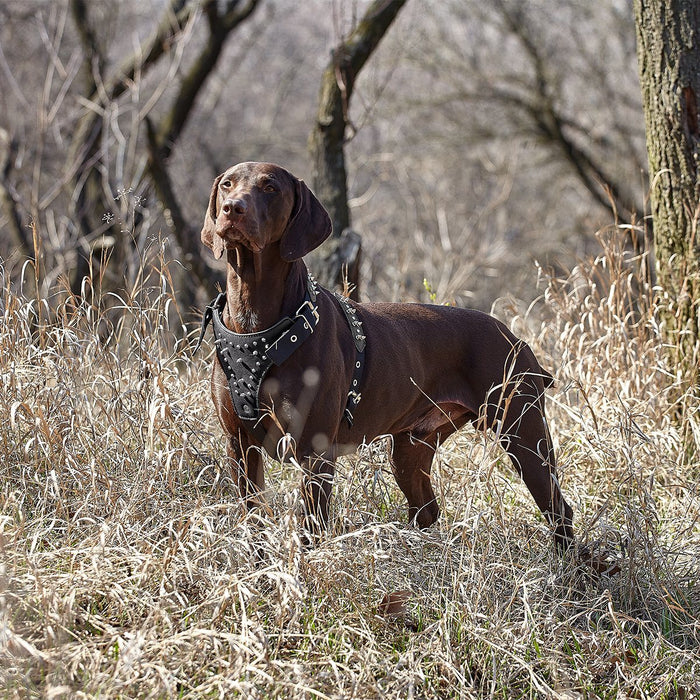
[1,226,698,699]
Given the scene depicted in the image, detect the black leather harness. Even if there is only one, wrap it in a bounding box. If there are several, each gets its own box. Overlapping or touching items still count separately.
[195,275,366,442]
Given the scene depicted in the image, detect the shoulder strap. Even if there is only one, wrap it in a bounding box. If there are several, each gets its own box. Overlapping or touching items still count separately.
[333,292,366,426]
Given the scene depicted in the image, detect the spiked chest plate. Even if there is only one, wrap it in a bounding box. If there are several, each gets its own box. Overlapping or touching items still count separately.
[196,275,365,440]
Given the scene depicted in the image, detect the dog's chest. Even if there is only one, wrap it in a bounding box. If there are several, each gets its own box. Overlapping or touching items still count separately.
[199,278,366,442]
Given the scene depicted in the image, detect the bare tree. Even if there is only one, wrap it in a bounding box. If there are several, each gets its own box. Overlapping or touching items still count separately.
[309,0,407,297]
[145,0,261,294]
[634,0,700,379]
[403,1,644,220]
[67,0,261,297]
[336,0,650,308]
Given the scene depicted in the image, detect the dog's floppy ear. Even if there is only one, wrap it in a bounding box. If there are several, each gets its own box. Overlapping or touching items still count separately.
[280,177,332,261]
[201,173,225,260]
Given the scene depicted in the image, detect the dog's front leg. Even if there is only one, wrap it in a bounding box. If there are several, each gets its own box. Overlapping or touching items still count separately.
[301,452,337,539]
[227,433,265,511]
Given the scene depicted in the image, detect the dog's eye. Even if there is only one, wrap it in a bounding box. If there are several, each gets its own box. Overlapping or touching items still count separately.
[262,182,277,193]
[220,179,232,189]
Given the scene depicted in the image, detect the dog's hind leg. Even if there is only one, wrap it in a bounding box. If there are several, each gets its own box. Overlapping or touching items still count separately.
[497,390,574,553]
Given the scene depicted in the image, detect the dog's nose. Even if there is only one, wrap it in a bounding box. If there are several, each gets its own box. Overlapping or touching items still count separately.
[222,198,247,217]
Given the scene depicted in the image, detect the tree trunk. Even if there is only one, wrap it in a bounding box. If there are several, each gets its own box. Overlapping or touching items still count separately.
[0,127,29,257]
[634,0,700,380]
[309,0,407,297]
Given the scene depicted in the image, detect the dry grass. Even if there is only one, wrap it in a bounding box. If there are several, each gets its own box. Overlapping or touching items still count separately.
[1,227,699,699]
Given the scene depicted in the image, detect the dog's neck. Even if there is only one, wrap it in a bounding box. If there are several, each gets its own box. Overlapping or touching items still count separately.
[223,243,307,334]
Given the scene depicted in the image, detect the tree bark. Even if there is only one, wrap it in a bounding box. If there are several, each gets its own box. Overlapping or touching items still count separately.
[309,0,407,297]
[634,0,700,379]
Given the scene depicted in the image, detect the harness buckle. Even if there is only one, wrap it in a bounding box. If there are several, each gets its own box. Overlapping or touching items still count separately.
[298,299,320,325]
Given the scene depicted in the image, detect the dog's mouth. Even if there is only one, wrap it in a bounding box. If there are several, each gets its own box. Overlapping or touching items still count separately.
[215,222,264,253]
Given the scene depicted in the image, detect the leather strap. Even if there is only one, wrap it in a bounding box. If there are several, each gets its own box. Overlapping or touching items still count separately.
[332,292,366,426]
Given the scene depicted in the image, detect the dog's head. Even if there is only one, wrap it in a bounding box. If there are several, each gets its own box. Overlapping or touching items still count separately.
[201,162,332,261]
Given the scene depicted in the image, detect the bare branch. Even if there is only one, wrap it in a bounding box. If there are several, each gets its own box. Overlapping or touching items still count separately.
[154,0,261,161]
[492,0,642,221]
[143,0,262,293]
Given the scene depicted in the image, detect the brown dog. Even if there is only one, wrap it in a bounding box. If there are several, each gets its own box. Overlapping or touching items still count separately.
[199,161,573,552]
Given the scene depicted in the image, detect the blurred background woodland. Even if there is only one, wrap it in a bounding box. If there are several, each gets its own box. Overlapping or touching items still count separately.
[4,4,700,695]
[0,0,646,317]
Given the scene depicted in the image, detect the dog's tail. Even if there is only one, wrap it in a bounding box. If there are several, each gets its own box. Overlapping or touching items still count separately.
[513,338,555,389]
[541,367,555,389]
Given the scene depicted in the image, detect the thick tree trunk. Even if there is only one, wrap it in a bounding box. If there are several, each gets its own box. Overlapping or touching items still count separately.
[309,0,407,297]
[634,0,700,378]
